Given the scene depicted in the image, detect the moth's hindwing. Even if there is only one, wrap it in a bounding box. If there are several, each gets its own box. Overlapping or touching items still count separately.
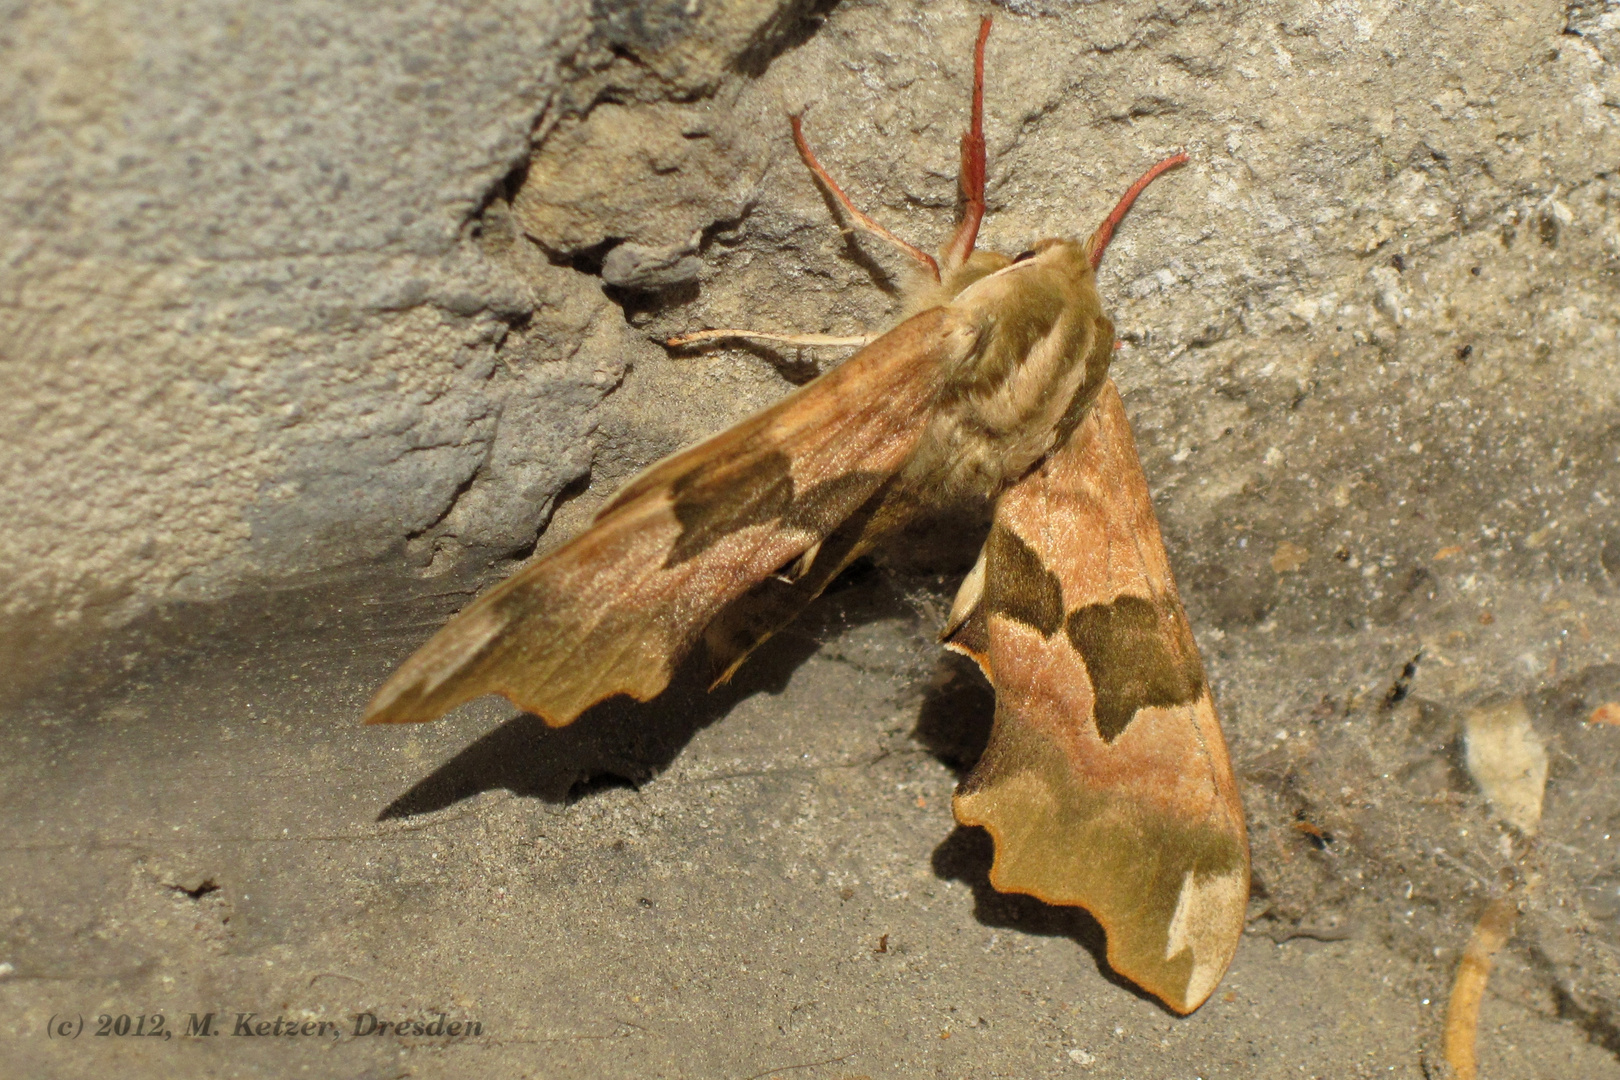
[947,379,1248,1014]
[366,308,977,728]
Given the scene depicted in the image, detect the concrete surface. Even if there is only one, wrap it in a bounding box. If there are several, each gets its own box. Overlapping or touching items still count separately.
[4,0,1620,1077]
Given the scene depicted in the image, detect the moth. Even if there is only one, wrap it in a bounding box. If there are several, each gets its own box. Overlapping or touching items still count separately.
[366,17,1248,1014]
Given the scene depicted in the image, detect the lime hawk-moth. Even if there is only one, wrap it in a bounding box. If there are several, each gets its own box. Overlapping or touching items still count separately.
[366,18,1248,1014]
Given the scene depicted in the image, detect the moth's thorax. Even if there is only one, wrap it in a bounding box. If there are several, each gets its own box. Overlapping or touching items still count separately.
[900,248,1013,318]
[904,238,1114,502]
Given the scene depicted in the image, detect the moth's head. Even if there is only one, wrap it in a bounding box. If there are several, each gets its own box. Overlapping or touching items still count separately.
[913,153,1189,315]
[1005,237,1093,280]
[907,238,1094,315]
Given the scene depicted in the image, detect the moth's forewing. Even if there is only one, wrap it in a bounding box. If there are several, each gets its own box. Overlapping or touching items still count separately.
[948,379,1248,1014]
[700,482,891,686]
[703,460,994,686]
[365,308,977,727]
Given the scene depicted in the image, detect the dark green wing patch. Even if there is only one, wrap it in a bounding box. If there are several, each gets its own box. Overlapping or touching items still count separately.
[667,450,794,565]
[666,447,883,568]
[1065,594,1205,742]
[784,471,885,534]
[985,525,1065,637]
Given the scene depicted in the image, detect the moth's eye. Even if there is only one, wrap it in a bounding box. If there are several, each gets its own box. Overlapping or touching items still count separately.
[1012,250,1037,264]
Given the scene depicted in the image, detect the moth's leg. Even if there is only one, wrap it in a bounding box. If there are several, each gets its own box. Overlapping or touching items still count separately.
[789,115,941,283]
[940,16,992,274]
[666,328,876,349]
[942,540,988,641]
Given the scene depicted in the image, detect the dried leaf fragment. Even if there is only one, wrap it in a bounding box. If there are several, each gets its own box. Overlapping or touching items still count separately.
[1270,541,1309,573]
[1463,698,1548,835]
[1586,702,1620,727]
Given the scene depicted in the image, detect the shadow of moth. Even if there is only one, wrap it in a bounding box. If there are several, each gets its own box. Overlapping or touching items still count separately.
[366,17,1248,1014]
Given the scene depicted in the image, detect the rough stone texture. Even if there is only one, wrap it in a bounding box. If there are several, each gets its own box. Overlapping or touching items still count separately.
[4,0,1620,1077]
[0,0,824,688]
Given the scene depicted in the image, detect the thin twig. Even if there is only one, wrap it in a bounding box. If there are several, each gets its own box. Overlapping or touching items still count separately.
[741,1053,852,1080]
[1442,894,1519,1080]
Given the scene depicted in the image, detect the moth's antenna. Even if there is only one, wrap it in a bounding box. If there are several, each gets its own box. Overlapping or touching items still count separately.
[941,16,994,272]
[1086,152,1189,269]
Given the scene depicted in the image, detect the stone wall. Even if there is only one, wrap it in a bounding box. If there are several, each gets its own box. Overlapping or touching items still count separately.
[0,0,830,686]
[5,0,1617,698]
